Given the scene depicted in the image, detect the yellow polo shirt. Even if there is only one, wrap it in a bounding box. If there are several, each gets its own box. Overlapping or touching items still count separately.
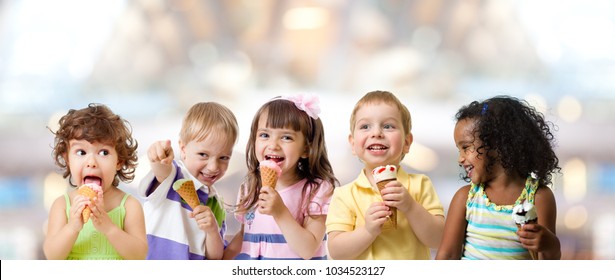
[326,168,444,259]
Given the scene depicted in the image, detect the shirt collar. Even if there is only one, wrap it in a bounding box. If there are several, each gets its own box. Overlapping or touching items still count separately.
[355,166,408,191]
[177,160,214,195]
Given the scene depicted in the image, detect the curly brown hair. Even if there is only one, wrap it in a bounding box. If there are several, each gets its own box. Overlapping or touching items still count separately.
[51,103,138,187]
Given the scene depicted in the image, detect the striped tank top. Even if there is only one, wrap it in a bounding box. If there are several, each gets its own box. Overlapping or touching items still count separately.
[462,177,538,260]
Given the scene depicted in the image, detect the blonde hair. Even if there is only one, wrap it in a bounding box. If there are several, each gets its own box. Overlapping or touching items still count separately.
[179,102,239,144]
[350,90,412,135]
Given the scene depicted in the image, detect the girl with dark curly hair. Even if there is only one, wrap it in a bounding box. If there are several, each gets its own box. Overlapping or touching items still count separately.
[44,103,146,259]
[436,96,561,260]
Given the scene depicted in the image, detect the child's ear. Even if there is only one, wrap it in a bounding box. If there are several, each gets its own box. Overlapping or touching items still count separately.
[348,134,357,155]
[403,132,413,154]
[178,140,186,160]
[301,145,310,159]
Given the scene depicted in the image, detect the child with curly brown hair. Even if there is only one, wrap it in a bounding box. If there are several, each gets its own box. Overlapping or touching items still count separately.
[43,103,147,260]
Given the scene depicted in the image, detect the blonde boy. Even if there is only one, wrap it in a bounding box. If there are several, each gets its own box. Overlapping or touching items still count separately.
[139,102,238,260]
[326,90,444,259]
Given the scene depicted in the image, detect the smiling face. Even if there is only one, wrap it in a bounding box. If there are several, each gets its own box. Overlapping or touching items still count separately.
[454,118,487,184]
[349,102,412,171]
[254,115,308,185]
[180,134,234,187]
[66,139,120,190]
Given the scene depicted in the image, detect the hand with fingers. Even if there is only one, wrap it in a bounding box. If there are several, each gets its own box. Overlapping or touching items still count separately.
[88,192,114,235]
[192,205,219,235]
[148,140,174,183]
[69,194,89,232]
[257,186,287,218]
[365,202,389,235]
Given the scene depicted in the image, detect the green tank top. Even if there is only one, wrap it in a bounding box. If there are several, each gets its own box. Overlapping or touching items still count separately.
[64,192,129,260]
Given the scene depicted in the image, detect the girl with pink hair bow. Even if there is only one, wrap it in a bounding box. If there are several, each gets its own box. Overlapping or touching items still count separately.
[224,94,339,260]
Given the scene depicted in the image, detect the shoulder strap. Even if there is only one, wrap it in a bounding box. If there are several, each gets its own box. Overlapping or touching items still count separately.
[119,193,130,207]
[524,177,539,204]
[64,193,71,218]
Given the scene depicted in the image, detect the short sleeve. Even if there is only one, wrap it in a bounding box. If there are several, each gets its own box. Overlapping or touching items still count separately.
[412,174,445,217]
[325,185,356,233]
[307,179,334,216]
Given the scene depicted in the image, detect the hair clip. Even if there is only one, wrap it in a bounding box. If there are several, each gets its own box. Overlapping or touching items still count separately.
[283,94,321,119]
[481,103,489,115]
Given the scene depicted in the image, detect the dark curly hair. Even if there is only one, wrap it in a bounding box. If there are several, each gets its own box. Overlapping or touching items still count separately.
[455,95,561,187]
[50,103,139,187]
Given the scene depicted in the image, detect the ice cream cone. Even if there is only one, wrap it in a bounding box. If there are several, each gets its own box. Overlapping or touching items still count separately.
[372,165,398,230]
[513,200,539,260]
[260,160,282,189]
[78,183,102,223]
[172,179,200,210]
[377,179,397,230]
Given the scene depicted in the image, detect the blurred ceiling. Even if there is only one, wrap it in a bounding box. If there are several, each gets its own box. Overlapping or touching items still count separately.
[0,0,614,176]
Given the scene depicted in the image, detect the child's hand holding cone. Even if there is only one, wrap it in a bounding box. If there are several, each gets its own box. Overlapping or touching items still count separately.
[512,201,539,260]
[78,183,103,223]
[372,165,398,230]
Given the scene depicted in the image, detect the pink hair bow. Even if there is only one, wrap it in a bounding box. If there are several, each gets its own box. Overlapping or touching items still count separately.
[284,94,321,119]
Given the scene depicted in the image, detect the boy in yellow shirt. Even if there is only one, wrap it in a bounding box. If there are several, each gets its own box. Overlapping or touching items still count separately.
[326,90,445,259]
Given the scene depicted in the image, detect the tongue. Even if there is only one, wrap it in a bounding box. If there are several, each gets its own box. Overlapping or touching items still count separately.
[84,177,102,186]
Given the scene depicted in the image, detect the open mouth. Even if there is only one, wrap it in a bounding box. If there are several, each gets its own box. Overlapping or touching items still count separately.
[265,155,284,164]
[464,165,474,177]
[367,144,388,151]
[83,176,102,186]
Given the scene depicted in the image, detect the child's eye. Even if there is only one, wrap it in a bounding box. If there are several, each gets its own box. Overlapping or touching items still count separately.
[98,150,109,156]
[198,153,209,158]
[76,150,86,156]
[359,124,369,130]
[282,135,293,141]
[258,132,269,139]
[220,156,231,161]
[383,124,394,129]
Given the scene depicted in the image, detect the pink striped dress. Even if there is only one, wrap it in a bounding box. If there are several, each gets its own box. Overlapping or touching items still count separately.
[235,178,332,260]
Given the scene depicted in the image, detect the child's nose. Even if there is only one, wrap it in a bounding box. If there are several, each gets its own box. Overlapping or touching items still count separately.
[457,152,465,164]
[268,140,280,149]
[370,127,384,138]
[207,160,219,173]
[86,155,97,168]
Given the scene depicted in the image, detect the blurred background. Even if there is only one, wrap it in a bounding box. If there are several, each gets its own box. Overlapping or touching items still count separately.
[1,0,614,260]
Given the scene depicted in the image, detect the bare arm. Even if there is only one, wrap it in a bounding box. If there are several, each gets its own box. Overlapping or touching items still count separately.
[381,180,445,248]
[326,202,389,259]
[43,196,85,259]
[96,196,148,259]
[275,210,326,259]
[223,225,244,260]
[192,205,224,260]
[435,185,469,260]
[259,186,327,259]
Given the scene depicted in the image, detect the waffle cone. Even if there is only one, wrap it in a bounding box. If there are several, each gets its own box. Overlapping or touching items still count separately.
[78,186,97,223]
[517,219,538,260]
[377,179,397,230]
[260,167,279,189]
[174,180,200,210]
